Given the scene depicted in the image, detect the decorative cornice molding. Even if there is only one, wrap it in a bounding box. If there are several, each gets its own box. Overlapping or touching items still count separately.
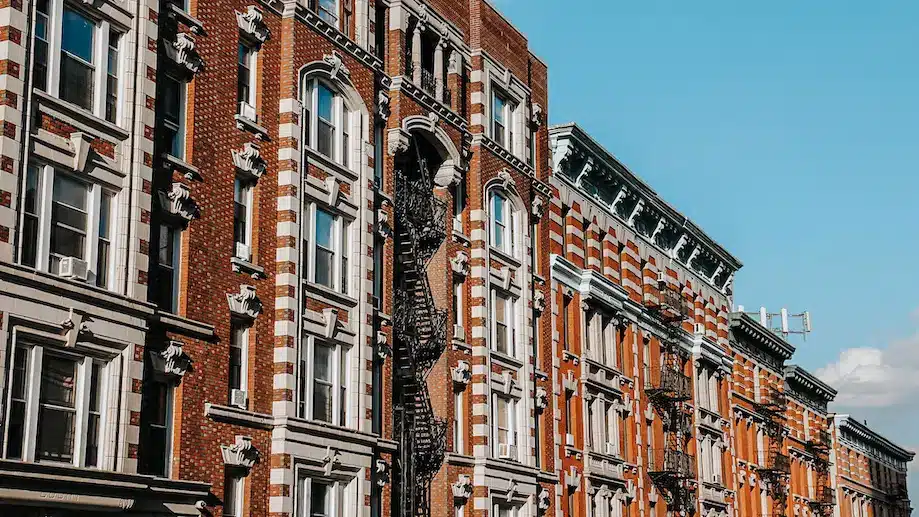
[729,313,795,367]
[221,435,260,473]
[236,5,270,45]
[227,285,262,320]
[232,142,267,182]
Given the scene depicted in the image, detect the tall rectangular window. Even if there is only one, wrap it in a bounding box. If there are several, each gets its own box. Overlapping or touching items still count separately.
[562,294,571,351]
[21,165,41,267]
[317,0,339,27]
[229,323,248,406]
[139,379,171,476]
[34,0,50,91]
[160,76,185,159]
[224,470,245,517]
[233,178,253,260]
[314,208,335,288]
[84,361,104,467]
[305,80,352,167]
[36,354,79,463]
[95,192,113,288]
[299,338,350,427]
[60,8,95,110]
[50,174,90,275]
[494,396,517,459]
[490,193,515,255]
[316,83,335,158]
[5,347,29,459]
[492,89,511,149]
[453,389,464,454]
[237,42,256,114]
[493,291,513,356]
[372,239,383,309]
[105,31,120,123]
[156,224,180,312]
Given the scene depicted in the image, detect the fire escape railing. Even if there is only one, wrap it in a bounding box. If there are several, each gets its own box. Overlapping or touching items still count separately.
[754,385,790,517]
[808,428,834,516]
[644,280,697,515]
[393,143,449,517]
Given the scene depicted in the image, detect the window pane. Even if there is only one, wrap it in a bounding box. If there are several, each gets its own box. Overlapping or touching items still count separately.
[85,362,103,467]
[311,483,329,517]
[317,0,338,27]
[6,347,29,459]
[105,31,120,123]
[317,84,334,121]
[34,1,49,91]
[40,355,77,407]
[61,55,95,110]
[314,344,332,381]
[237,43,251,105]
[317,120,333,157]
[234,180,249,247]
[313,383,332,422]
[62,9,94,62]
[37,355,78,462]
[53,174,88,212]
[314,248,333,287]
[21,165,41,267]
[60,9,95,110]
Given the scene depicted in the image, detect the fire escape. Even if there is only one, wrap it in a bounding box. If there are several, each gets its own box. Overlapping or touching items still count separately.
[645,279,697,515]
[755,386,791,517]
[392,141,450,517]
[807,429,835,516]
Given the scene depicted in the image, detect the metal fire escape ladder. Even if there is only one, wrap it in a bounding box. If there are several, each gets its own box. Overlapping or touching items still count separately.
[393,144,449,517]
[645,280,697,515]
[807,429,835,516]
[755,386,790,517]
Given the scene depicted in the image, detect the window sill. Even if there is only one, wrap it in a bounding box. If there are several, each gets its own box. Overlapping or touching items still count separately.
[587,448,626,465]
[489,246,522,269]
[302,279,358,309]
[305,145,358,182]
[562,350,580,365]
[33,89,130,142]
[165,2,206,34]
[491,349,524,370]
[231,257,266,279]
[564,444,583,460]
[235,114,269,140]
[161,153,202,181]
[452,339,472,354]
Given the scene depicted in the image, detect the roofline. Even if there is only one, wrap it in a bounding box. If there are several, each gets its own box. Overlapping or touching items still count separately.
[834,414,915,462]
[784,364,837,403]
[729,312,796,361]
[549,122,742,270]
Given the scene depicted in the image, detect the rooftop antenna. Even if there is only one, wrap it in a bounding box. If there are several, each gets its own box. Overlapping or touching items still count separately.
[736,305,812,342]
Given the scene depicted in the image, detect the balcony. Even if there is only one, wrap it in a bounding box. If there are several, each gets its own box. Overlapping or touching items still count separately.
[645,365,692,402]
[646,282,693,323]
[648,448,695,479]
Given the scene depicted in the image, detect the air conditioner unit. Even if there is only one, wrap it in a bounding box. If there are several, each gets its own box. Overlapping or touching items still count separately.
[713,474,723,485]
[238,101,257,121]
[59,256,89,281]
[230,389,248,409]
[235,242,251,261]
[656,271,666,284]
[498,443,517,459]
[605,442,617,456]
[694,323,706,335]
[453,324,465,341]
[565,433,575,446]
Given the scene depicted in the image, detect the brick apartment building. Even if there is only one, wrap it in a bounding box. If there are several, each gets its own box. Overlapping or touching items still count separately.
[0,0,911,516]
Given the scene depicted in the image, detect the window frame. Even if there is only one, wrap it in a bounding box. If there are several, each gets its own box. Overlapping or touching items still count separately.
[491,290,516,358]
[2,338,111,468]
[224,469,246,517]
[229,322,249,401]
[19,163,117,288]
[237,40,258,115]
[492,394,518,460]
[159,74,187,160]
[155,223,182,312]
[297,336,351,427]
[489,192,519,257]
[304,78,355,169]
[138,374,174,477]
[296,473,356,517]
[491,87,515,151]
[233,177,255,260]
[305,203,351,295]
[35,2,123,123]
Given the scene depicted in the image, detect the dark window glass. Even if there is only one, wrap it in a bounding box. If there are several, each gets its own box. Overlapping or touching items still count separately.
[33,0,49,90]
[105,31,120,123]
[139,379,169,476]
[6,346,29,459]
[21,165,41,267]
[36,355,78,462]
[60,9,95,110]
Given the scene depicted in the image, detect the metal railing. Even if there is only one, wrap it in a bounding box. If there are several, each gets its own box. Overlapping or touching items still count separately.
[759,450,791,475]
[645,365,693,402]
[648,448,695,479]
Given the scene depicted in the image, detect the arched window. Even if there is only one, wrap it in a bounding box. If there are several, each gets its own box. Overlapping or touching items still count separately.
[304,79,354,169]
[490,191,518,257]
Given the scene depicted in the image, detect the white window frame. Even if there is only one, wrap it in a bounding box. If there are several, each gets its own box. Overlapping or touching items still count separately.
[298,336,351,427]
[20,163,117,288]
[316,0,340,28]
[494,503,518,517]
[453,280,464,327]
[233,177,254,260]
[296,473,355,517]
[491,290,516,358]
[223,469,246,517]
[489,192,518,257]
[304,78,355,169]
[161,75,187,160]
[305,203,352,295]
[492,394,518,460]
[453,388,464,454]
[2,338,112,468]
[237,40,258,116]
[37,2,122,122]
[491,87,516,153]
[139,373,175,477]
[229,323,249,394]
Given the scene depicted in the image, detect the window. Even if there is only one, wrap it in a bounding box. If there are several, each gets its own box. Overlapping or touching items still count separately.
[493,395,517,460]
[229,323,248,401]
[587,311,615,366]
[35,3,121,119]
[495,504,517,517]
[298,337,350,426]
[139,377,172,476]
[308,206,351,294]
[234,178,254,260]
[159,76,186,159]
[490,193,516,255]
[372,239,383,309]
[3,342,108,467]
[562,294,571,352]
[237,42,257,115]
[155,224,181,312]
[492,89,515,151]
[304,79,354,168]
[224,470,245,517]
[492,291,514,357]
[453,389,464,454]
[453,280,464,327]
[317,0,338,27]
[296,476,355,517]
[20,165,116,287]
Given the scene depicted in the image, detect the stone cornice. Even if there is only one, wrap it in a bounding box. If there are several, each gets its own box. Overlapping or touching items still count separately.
[835,415,915,462]
[293,5,385,76]
[549,123,741,292]
[729,312,795,364]
[784,364,837,404]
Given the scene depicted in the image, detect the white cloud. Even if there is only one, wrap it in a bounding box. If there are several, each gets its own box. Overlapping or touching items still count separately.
[815,332,919,408]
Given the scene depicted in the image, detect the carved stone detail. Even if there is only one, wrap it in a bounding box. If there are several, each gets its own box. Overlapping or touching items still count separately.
[531,102,544,128]
[151,340,193,378]
[321,446,342,476]
[377,90,390,121]
[533,289,546,315]
[172,33,204,74]
[452,475,473,500]
[537,488,550,513]
[531,195,546,221]
[232,142,267,181]
[236,6,270,44]
[375,459,390,487]
[387,128,411,156]
[451,360,471,386]
[159,182,199,222]
[227,285,262,319]
[324,52,351,82]
[221,435,260,472]
[450,251,469,277]
[535,387,549,411]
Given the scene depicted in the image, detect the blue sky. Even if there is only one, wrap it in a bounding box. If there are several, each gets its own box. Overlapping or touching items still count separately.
[495,0,919,494]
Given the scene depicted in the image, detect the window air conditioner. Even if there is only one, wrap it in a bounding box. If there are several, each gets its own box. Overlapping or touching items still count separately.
[453,324,465,341]
[713,474,723,485]
[59,256,89,282]
[694,323,706,335]
[230,389,248,409]
[235,242,251,262]
[498,443,517,459]
[605,442,617,456]
[565,433,575,446]
[657,271,666,284]
[238,102,257,122]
